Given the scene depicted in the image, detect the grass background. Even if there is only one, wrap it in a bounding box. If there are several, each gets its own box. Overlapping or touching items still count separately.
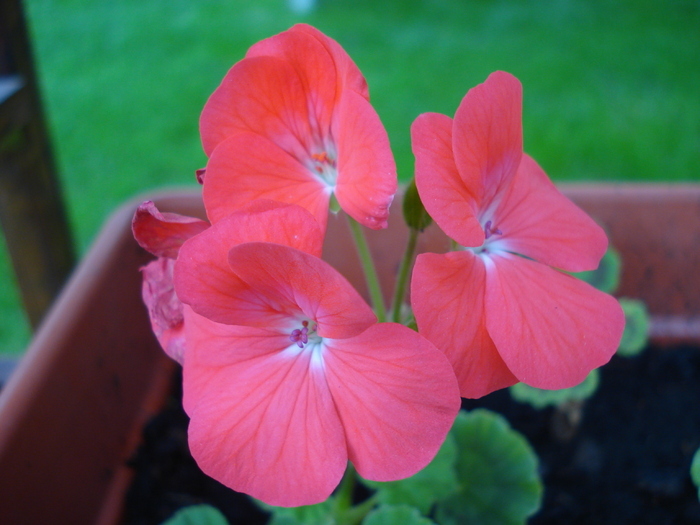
[1,0,699,354]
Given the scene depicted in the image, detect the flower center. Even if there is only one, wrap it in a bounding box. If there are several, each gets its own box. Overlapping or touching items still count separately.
[289,320,320,349]
[483,220,502,240]
[311,152,335,169]
[308,148,337,186]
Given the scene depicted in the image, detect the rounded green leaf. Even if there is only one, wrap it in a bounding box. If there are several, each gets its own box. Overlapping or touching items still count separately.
[161,505,230,525]
[360,432,458,513]
[691,447,700,501]
[616,298,649,357]
[363,504,436,525]
[509,369,600,409]
[575,246,621,294]
[435,410,543,525]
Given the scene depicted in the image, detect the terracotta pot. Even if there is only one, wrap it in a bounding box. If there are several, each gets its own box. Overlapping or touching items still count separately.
[0,183,697,524]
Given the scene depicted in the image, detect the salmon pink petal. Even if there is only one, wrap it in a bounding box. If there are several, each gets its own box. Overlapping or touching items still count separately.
[141,257,185,364]
[291,24,370,99]
[333,89,397,229]
[244,25,340,134]
[177,239,283,328]
[227,243,376,338]
[180,307,283,371]
[175,204,324,325]
[203,133,331,231]
[224,199,324,257]
[412,112,484,247]
[249,24,369,101]
[323,323,460,481]
[182,308,347,507]
[488,154,608,272]
[411,251,517,398]
[132,201,209,259]
[484,253,625,389]
[200,56,312,157]
[452,71,523,206]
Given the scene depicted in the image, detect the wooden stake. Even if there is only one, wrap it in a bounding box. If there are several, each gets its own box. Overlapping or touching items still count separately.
[0,0,75,330]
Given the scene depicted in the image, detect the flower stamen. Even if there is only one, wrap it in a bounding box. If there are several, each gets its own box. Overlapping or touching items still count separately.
[484,220,502,240]
[311,151,336,174]
[289,320,318,348]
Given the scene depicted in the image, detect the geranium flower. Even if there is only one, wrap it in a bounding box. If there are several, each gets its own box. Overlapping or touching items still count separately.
[133,199,323,363]
[199,24,397,232]
[411,71,625,398]
[174,227,461,506]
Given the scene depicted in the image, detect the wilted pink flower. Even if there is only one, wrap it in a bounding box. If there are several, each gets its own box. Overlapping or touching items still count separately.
[174,227,460,506]
[199,24,397,232]
[411,71,625,398]
[132,201,209,363]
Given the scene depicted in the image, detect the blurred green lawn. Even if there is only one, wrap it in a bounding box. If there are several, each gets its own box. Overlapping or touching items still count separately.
[1,0,698,354]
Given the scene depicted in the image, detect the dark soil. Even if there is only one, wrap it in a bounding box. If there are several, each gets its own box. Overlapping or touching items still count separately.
[123,344,700,525]
[464,344,700,525]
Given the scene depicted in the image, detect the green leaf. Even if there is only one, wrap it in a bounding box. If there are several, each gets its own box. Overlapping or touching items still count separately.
[616,298,650,357]
[161,505,230,525]
[434,410,543,525]
[575,246,621,293]
[691,447,700,501]
[257,498,336,525]
[402,178,433,231]
[362,504,436,525]
[509,369,600,409]
[360,432,459,513]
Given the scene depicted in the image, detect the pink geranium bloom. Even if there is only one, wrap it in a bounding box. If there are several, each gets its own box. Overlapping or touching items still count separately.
[411,71,625,399]
[199,24,397,232]
[174,226,460,506]
[132,201,209,363]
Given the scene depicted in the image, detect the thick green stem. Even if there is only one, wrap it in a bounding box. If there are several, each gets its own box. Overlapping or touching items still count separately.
[347,217,387,322]
[391,227,419,323]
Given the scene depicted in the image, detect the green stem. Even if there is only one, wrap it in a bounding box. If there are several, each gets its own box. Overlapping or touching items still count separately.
[334,464,379,525]
[391,227,420,323]
[341,494,379,525]
[347,216,387,322]
[333,463,357,515]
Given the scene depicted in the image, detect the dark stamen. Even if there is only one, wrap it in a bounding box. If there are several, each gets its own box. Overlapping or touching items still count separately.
[484,220,502,240]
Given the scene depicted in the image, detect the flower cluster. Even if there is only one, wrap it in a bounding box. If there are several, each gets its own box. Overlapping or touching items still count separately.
[133,25,624,507]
